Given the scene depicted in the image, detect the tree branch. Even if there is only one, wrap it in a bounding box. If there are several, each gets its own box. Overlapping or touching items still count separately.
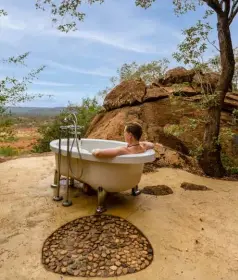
[229,0,238,24]
[207,37,220,52]
[202,0,224,14]
[224,0,231,15]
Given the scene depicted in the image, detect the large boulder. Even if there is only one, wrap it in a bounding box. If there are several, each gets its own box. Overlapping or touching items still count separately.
[158,67,196,86]
[145,145,203,175]
[164,84,199,97]
[143,85,169,102]
[192,72,220,93]
[86,98,198,154]
[103,79,146,111]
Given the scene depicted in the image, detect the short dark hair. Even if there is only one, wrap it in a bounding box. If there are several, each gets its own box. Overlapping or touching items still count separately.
[125,122,142,141]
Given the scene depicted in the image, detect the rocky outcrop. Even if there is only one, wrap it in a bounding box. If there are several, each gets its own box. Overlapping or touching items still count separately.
[143,85,169,102]
[86,67,238,175]
[192,72,220,93]
[103,79,146,111]
[164,84,199,97]
[143,83,199,102]
[158,67,196,86]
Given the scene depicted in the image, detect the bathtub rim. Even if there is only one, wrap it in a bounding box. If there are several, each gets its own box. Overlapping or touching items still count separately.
[50,138,155,164]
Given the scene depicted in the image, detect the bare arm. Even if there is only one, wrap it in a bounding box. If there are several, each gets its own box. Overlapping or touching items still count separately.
[140,141,155,150]
[140,141,164,150]
[92,147,126,158]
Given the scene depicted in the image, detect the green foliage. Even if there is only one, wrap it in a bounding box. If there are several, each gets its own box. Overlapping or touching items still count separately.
[163,124,184,137]
[172,0,202,15]
[1,64,45,108]
[1,52,30,65]
[33,97,102,153]
[0,53,45,142]
[189,143,204,159]
[221,153,238,175]
[0,9,7,16]
[0,117,16,142]
[0,146,19,157]
[231,47,238,90]
[232,109,238,124]
[218,127,235,147]
[117,59,169,85]
[173,20,213,66]
[36,0,99,32]
[98,59,169,99]
[206,47,238,90]
[36,0,157,31]
[207,55,221,73]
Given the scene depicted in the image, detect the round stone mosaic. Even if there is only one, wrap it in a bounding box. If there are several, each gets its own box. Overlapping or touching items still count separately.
[42,215,153,277]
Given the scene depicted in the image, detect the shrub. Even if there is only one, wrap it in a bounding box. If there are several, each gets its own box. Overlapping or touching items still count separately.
[0,146,19,156]
[0,116,16,142]
[33,97,102,153]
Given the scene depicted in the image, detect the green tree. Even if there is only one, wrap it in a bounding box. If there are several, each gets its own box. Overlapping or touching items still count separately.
[0,10,45,142]
[117,59,169,84]
[98,60,169,99]
[207,47,238,90]
[36,0,238,177]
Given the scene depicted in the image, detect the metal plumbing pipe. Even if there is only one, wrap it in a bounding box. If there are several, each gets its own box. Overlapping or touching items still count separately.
[62,128,72,207]
[53,128,63,201]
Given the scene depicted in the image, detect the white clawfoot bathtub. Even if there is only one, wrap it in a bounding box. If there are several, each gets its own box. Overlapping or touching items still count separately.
[50,138,155,192]
[50,138,155,212]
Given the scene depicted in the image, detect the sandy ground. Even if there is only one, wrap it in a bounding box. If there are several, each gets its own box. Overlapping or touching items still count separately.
[0,155,238,280]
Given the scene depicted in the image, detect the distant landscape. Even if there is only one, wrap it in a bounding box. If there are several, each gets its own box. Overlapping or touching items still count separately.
[7,107,65,117]
[0,107,64,158]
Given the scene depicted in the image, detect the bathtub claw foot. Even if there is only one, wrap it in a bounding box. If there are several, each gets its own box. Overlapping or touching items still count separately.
[97,187,107,214]
[132,186,141,196]
[96,206,107,214]
[53,195,63,201]
[62,200,72,207]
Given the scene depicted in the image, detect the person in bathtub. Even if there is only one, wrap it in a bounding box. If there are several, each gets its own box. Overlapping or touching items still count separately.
[92,122,162,158]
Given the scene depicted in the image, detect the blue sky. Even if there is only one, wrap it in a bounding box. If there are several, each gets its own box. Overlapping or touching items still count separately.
[1,0,238,107]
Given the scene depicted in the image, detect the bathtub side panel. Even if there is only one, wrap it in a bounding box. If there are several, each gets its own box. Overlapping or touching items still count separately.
[55,154,143,192]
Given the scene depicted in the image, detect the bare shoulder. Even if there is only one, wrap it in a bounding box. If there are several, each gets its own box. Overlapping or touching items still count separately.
[118,146,130,155]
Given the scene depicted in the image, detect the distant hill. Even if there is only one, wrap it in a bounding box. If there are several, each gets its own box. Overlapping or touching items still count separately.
[6,107,65,117]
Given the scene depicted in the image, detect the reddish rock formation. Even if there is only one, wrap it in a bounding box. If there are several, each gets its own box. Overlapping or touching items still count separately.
[103,79,146,111]
[143,85,169,102]
[158,67,196,86]
[86,67,238,174]
[192,72,220,93]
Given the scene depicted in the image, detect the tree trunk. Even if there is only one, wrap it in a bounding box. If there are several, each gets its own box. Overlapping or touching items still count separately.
[199,14,235,177]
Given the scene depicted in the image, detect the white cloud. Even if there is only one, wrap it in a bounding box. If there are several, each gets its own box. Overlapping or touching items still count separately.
[32,80,75,87]
[45,60,115,77]
[0,4,179,55]
[0,15,26,30]
[48,29,161,54]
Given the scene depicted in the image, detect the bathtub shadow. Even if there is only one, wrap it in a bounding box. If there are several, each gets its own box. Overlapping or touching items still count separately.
[72,185,140,213]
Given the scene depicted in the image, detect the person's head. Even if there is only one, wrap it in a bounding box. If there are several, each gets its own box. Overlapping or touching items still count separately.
[124,122,142,143]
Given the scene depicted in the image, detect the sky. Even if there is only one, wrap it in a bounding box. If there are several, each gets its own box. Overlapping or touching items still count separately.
[0,0,238,107]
